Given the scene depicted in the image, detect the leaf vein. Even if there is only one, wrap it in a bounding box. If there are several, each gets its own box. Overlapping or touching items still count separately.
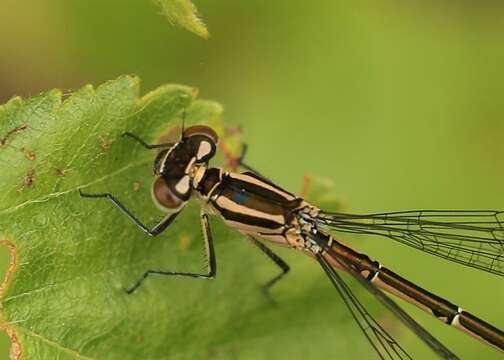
[12,324,97,360]
[0,159,149,216]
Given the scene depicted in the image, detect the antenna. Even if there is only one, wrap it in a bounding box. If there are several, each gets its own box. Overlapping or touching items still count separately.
[180,108,186,140]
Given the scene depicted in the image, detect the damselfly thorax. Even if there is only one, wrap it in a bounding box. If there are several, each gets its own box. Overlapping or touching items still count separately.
[193,168,318,248]
[80,124,504,359]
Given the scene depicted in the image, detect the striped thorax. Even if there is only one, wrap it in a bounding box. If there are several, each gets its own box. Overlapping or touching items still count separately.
[193,167,320,250]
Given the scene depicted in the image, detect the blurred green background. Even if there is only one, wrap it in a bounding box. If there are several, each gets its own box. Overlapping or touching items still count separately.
[1,1,503,359]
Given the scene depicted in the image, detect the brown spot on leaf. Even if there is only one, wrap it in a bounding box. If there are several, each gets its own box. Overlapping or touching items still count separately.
[17,168,36,192]
[179,233,190,251]
[0,124,27,146]
[24,169,35,187]
[61,89,73,101]
[55,168,66,177]
[99,136,111,153]
[132,181,143,191]
[20,148,36,161]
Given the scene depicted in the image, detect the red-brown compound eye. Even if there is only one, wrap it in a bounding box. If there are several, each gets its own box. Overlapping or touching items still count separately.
[151,177,184,211]
[183,125,219,144]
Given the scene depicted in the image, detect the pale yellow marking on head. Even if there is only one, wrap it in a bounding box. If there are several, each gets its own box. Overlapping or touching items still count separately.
[175,175,191,194]
[197,140,212,160]
[192,166,206,189]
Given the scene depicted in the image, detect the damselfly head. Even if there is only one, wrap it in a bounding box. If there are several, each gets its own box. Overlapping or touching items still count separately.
[151,125,219,211]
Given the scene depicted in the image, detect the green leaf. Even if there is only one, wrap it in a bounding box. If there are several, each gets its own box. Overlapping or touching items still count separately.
[0,76,375,359]
[153,0,209,39]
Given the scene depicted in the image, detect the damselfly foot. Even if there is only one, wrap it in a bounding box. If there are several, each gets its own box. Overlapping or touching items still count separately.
[124,266,216,295]
[248,236,290,305]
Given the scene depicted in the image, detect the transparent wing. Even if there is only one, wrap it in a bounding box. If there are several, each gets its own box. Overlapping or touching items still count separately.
[315,244,459,359]
[316,254,412,360]
[316,210,504,276]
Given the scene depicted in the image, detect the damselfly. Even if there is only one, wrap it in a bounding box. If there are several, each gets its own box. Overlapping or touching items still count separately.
[79,124,504,359]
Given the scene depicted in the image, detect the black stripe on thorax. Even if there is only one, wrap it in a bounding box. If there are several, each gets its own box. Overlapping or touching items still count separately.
[222,172,302,209]
[197,167,222,197]
[208,171,302,230]
[214,204,285,230]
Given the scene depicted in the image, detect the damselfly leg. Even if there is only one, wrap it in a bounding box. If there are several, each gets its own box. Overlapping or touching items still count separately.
[124,210,217,294]
[122,109,187,149]
[236,143,262,174]
[247,236,290,299]
[215,142,295,303]
[122,132,174,149]
[223,142,265,176]
[79,189,181,236]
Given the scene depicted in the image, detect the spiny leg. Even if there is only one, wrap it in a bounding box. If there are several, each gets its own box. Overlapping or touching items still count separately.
[247,236,290,300]
[125,210,217,294]
[79,190,181,236]
[122,132,174,150]
[236,143,264,175]
[220,135,263,175]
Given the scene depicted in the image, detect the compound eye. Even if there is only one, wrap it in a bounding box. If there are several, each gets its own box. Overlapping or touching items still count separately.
[183,125,219,144]
[152,177,184,211]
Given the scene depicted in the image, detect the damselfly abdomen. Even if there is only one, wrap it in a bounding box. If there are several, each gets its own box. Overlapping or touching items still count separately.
[80,124,503,359]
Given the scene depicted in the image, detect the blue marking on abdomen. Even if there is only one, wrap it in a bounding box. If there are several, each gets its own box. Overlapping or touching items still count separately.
[233,189,250,205]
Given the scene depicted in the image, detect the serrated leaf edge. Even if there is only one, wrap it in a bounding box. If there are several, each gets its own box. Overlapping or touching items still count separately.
[0,239,21,360]
[153,0,209,39]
